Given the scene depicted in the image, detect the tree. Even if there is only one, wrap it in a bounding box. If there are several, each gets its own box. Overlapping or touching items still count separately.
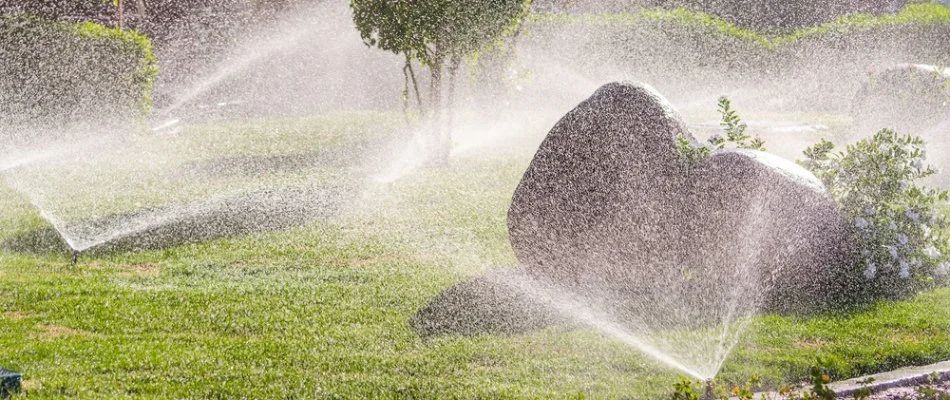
[350,0,532,164]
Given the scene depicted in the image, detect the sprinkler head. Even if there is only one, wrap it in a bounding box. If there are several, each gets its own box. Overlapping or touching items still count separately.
[702,379,716,400]
[70,250,79,266]
[0,368,21,397]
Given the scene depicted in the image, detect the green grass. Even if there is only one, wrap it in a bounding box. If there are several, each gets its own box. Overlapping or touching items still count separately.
[1,114,949,398]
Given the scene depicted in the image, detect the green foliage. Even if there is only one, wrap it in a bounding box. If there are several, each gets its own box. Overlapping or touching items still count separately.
[802,129,950,301]
[713,96,766,151]
[0,14,157,131]
[1,115,950,398]
[915,386,950,400]
[852,377,876,400]
[349,0,532,67]
[804,362,837,400]
[670,376,701,400]
[529,7,767,44]
[779,3,950,43]
[673,363,835,400]
[675,96,765,165]
[527,8,771,78]
[681,97,950,304]
[525,3,950,91]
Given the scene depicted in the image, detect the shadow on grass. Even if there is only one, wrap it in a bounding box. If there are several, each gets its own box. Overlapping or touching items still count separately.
[410,269,569,338]
[0,185,353,257]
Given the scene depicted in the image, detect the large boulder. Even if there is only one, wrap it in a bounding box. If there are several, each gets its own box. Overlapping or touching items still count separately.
[507,82,693,293]
[507,81,849,316]
[689,149,850,313]
[412,82,850,338]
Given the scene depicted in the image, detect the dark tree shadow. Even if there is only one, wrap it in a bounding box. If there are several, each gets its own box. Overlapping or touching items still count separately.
[0,226,71,255]
[409,269,570,338]
[0,185,353,257]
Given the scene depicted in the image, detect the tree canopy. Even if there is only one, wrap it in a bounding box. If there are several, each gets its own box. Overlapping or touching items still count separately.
[350,0,532,163]
[350,0,532,68]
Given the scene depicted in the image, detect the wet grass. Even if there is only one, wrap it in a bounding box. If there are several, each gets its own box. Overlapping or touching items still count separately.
[1,114,949,398]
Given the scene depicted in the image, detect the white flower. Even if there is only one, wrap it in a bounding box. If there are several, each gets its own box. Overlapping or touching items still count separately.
[855,217,870,229]
[923,225,932,238]
[889,246,899,259]
[936,263,950,277]
[899,262,911,279]
[925,246,941,259]
[906,209,921,222]
[864,263,877,279]
[898,234,909,246]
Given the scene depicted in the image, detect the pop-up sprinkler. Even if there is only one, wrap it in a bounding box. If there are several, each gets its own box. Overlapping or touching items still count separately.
[703,380,716,400]
[0,368,21,398]
[70,250,79,266]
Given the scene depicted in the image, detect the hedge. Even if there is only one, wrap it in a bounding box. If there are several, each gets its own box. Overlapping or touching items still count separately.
[517,3,950,111]
[521,8,770,93]
[0,14,158,131]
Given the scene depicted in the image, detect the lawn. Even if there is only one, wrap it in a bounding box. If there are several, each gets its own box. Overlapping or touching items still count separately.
[0,113,948,399]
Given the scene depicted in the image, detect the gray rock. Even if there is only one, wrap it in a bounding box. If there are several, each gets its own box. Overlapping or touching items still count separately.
[691,149,849,313]
[506,81,848,315]
[413,82,850,337]
[507,82,694,294]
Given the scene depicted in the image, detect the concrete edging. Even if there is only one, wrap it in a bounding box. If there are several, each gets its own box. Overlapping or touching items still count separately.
[737,360,950,399]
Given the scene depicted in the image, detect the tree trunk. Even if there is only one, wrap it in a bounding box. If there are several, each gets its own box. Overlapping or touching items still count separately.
[401,53,423,125]
[116,0,124,29]
[444,57,461,164]
[135,0,146,20]
[428,53,445,166]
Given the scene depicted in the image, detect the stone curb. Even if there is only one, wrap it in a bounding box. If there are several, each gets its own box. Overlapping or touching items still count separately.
[734,360,950,399]
[831,360,950,398]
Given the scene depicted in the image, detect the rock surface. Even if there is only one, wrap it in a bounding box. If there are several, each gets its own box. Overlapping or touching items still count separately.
[508,82,848,314]
[413,81,850,336]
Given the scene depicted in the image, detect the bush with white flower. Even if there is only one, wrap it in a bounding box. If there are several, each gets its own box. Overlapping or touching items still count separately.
[801,129,950,300]
[679,98,950,303]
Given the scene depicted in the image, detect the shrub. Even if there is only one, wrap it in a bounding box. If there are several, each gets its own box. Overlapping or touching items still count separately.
[851,64,950,135]
[769,3,950,111]
[680,98,950,304]
[802,130,950,301]
[517,4,950,112]
[523,9,771,81]
[0,14,158,132]
[650,0,906,32]
[676,96,766,164]
[776,3,950,68]
[0,0,114,24]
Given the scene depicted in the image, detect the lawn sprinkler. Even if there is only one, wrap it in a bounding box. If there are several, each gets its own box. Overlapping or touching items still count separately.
[703,379,716,400]
[0,369,21,398]
[71,250,79,266]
